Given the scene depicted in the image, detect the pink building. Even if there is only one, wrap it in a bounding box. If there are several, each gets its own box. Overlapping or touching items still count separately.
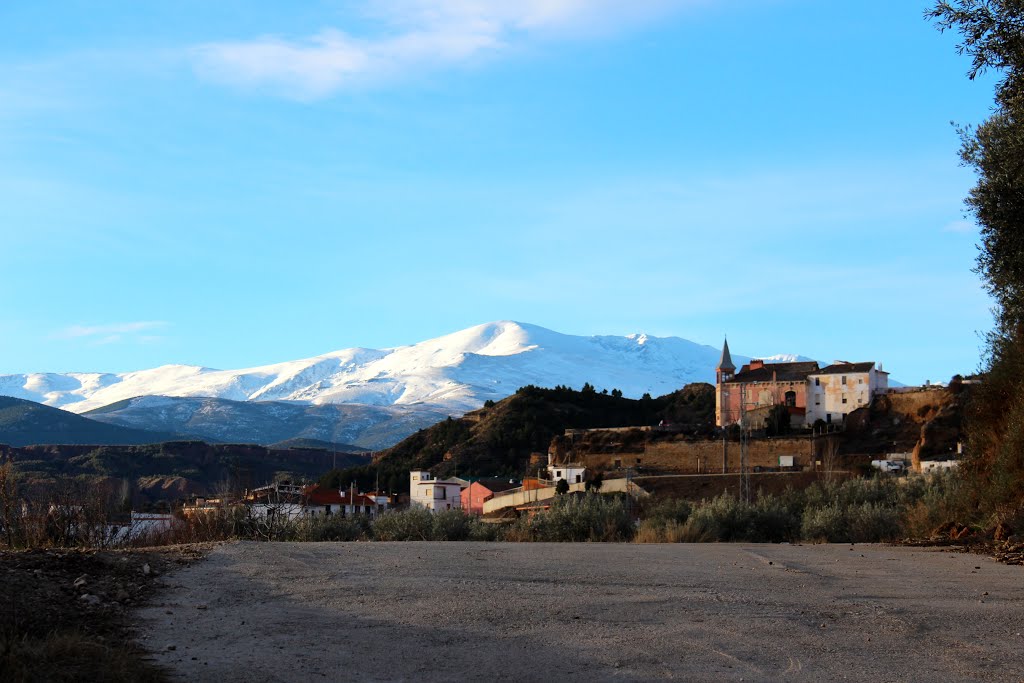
[462,479,519,515]
[714,339,886,429]
[715,338,818,427]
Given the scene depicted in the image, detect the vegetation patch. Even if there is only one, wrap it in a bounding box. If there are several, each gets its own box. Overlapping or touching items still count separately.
[0,545,206,683]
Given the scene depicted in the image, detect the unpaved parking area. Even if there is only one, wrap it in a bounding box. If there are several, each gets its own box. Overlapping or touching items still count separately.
[137,542,1024,682]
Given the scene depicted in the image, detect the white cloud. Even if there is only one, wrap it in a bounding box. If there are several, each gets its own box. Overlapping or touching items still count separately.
[55,321,169,342]
[190,0,702,99]
[943,219,976,234]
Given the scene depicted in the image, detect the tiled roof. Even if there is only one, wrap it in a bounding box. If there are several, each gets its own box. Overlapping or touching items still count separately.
[813,362,877,375]
[730,361,820,383]
[303,485,377,506]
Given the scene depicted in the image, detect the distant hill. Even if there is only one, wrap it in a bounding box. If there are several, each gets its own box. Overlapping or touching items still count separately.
[80,395,449,451]
[0,440,372,503]
[0,396,181,447]
[323,383,715,492]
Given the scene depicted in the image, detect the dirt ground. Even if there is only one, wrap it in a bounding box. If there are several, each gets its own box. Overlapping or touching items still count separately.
[137,542,1024,682]
[1,544,207,682]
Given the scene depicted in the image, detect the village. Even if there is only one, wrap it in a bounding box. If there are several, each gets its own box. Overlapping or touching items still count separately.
[104,339,964,541]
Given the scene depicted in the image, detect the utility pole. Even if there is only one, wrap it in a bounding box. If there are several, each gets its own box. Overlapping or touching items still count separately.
[739,384,750,504]
[722,389,729,474]
[625,467,633,519]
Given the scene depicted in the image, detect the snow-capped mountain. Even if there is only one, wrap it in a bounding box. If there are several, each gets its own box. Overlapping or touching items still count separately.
[0,321,795,415]
[0,321,813,448]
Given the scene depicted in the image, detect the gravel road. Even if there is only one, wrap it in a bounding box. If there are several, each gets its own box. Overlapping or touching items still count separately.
[136,542,1024,682]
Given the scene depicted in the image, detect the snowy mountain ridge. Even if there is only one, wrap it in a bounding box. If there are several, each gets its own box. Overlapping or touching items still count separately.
[0,321,804,416]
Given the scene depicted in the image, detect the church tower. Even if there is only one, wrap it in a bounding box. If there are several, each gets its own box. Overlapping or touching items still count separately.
[715,337,736,426]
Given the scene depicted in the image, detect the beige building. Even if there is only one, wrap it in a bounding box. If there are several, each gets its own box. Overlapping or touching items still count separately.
[805,362,889,425]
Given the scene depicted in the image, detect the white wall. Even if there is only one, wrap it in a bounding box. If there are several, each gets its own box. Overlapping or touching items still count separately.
[248,502,305,521]
[806,368,878,425]
[409,472,462,511]
[548,464,586,483]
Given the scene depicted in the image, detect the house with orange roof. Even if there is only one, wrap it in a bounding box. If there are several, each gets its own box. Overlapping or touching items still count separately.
[303,484,388,518]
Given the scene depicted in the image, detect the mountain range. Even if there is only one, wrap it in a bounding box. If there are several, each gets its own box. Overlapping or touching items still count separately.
[0,396,181,447]
[0,321,809,449]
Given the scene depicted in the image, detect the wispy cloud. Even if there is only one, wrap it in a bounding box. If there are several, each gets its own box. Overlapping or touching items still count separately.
[54,321,169,345]
[190,0,702,99]
[943,219,976,234]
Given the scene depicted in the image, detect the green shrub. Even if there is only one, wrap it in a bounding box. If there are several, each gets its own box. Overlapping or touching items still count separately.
[801,501,902,543]
[681,495,799,543]
[466,519,503,542]
[372,508,434,541]
[371,508,499,542]
[510,494,633,542]
[801,503,847,542]
[846,502,903,543]
[685,495,754,541]
[430,509,473,541]
[747,496,801,543]
[641,497,692,527]
[306,514,371,542]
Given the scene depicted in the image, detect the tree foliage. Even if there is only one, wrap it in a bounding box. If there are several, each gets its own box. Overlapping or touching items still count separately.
[929,1,1024,521]
[929,1,1024,326]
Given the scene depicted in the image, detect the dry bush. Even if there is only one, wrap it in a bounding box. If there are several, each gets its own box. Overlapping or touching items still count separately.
[635,519,690,543]
[1,631,164,683]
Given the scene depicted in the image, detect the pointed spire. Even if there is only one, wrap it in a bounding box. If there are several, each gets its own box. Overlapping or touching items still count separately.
[717,337,736,373]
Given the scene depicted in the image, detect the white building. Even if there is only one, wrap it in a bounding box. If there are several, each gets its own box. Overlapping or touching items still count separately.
[805,362,889,426]
[303,485,388,518]
[409,471,463,511]
[547,454,586,484]
[245,482,306,521]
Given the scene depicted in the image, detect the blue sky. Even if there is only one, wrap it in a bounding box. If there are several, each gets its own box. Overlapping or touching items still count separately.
[0,1,996,384]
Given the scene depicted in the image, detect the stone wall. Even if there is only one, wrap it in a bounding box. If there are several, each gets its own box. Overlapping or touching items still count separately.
[576,436,814,474]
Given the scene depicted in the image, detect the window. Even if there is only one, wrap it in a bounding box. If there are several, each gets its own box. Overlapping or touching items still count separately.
[815,398,820,406]
[556,470,562,478]
[814,378,820,386]
[440,487,446,500]
[636,458,643,465]
[858,378,864,384]
[842,394,847,404]
[325,505,331,515]
[784,391,796,407]
[841,375,847,385]
[613,459,622,468]
[575,474,582,483]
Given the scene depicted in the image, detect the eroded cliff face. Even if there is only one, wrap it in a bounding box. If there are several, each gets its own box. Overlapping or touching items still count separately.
[844,387,964,469]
